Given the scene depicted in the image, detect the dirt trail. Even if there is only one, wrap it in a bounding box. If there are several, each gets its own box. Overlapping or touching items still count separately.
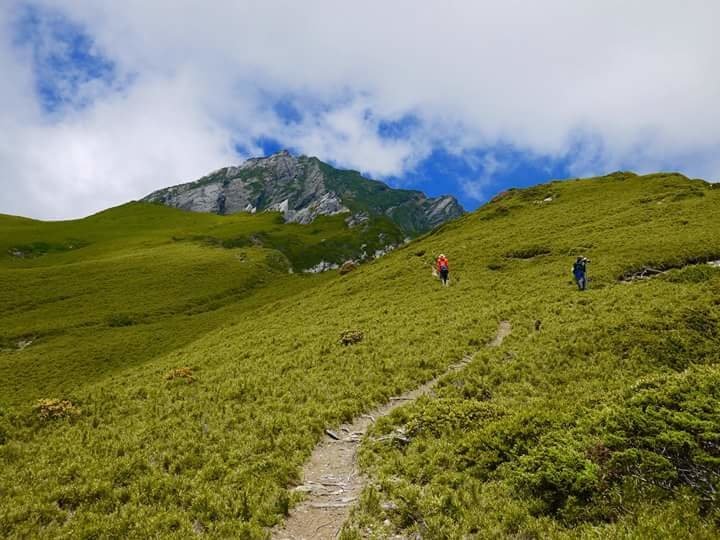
[271,320,512,540]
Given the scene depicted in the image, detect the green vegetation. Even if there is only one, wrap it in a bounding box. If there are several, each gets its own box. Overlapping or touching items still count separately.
[1,171,720,538]
[0,203,372,404]
[316,158,451,234]
[342,171,720,539]
[505,244,552,259]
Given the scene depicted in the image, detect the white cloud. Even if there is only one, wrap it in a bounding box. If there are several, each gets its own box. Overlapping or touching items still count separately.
[1,0,719,218]
[279,100,431,177]
[0,72,238,218]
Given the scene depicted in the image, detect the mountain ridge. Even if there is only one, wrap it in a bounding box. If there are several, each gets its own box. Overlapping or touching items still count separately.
[142,150,464,236]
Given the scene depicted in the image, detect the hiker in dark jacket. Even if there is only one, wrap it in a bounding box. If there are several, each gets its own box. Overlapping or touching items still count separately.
[572,256,590,290]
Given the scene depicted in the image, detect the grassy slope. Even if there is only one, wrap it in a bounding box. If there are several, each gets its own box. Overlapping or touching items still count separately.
[343,172,720,538]
[0,173,719,538]
[0,203,355,405]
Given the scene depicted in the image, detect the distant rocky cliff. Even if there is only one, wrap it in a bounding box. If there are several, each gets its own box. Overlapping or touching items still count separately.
[142,151,464,236]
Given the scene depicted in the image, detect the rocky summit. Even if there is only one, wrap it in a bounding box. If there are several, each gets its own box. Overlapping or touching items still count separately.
[142,151,464,236]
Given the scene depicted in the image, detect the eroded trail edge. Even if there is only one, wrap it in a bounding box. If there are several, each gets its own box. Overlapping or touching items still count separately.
[272,321,512,540]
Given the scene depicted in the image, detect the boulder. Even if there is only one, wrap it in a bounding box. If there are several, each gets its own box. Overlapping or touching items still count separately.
[339,261,358,275]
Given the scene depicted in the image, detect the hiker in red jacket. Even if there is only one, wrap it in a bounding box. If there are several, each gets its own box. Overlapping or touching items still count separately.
[437,254,450,286]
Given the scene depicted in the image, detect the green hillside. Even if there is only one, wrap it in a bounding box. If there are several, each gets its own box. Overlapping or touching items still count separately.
[0,203,382,405]
[1,172,719,538]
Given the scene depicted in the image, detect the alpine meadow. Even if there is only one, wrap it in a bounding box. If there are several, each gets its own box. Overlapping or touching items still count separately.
[2,170,720,539]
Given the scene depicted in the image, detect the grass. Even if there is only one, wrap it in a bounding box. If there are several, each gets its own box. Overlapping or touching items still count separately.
[1,171,719,538]
[0,204,353,404]
[340,171,720,539]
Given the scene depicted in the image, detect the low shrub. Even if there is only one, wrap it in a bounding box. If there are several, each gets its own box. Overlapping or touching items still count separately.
[663,265,720,283]
[404,398,498,438]
[265,251,292,272]
[505,245,551,259]
[35,399,80,420]
[671,189,705,201]
[619,255,720,281]
[599,366,720,506]
[479,205,510,221]
[7,240,88,259]
[164,367,195,384]
[610,307,720,370]
[511,435,602,521]
[0,412,8,445]
[107,313,137,327]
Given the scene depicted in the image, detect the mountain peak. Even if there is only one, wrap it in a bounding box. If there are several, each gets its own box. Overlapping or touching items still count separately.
[143,155,464,235]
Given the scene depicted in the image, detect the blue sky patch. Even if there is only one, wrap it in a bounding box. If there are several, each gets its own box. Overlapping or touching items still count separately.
[252,137,288,157]
[13,4,121,114]
[382,147,573,210]
[377,114,421,140]
[271,98,303,125]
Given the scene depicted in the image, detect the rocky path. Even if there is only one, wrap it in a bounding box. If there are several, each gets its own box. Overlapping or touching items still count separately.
[271,321,512,540]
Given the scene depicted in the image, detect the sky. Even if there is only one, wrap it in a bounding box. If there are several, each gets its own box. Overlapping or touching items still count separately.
[1,1,719,220]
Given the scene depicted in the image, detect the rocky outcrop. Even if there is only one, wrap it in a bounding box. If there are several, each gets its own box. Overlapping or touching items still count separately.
[424,195,463,228]
[143,151,463,235]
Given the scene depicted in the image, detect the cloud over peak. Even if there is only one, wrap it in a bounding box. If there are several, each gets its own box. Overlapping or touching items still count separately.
[2,0,719,218]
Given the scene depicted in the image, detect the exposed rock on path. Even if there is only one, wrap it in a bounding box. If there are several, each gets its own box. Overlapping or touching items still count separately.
[271,321,512,540]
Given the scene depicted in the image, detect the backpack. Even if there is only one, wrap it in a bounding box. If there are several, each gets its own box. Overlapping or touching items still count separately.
[572,260,585,275]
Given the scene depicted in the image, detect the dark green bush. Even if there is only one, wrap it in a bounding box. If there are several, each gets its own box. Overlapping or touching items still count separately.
[0,411,8,445]
[479,205,510,221]
[672,189,705,201]
[505,245,551,259]
[610,308,720,370]
[7,239,88,258]
[511,435,601,520]
[506,367,720,525]
[404,398,498,438]
[106,313,137,327]
[599,366,720,505]
[664,265,720,283]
